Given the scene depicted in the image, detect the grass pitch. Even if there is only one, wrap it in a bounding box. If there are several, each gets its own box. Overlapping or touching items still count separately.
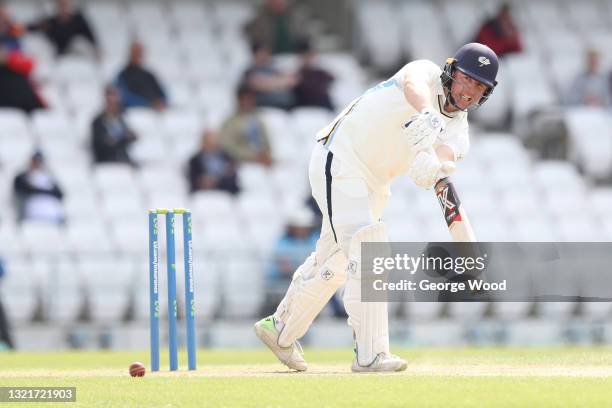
[1,347,612,407]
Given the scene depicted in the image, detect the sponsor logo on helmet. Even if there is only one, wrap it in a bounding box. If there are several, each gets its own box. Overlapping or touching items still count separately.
[478,56,491,67]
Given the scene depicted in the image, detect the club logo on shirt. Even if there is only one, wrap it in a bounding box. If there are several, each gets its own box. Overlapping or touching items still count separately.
[347,260,357,276]
[478,56,491,67]
[321,268,334,281]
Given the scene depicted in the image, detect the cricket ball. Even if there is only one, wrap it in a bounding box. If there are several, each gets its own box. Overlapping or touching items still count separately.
[129,362,146,377]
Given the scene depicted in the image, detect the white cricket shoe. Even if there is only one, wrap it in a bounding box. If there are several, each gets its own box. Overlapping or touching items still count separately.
[254,316,307,372]
[351,353,407,373]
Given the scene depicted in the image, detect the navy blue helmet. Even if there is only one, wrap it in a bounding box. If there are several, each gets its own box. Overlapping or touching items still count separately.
[441,43,499,110]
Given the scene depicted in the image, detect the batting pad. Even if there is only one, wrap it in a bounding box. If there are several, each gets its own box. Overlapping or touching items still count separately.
[275,250,348,348]
[343,222,391,366]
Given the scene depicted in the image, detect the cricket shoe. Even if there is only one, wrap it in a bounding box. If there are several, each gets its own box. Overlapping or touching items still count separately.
[351,353,407,373]
[254,316,307,372]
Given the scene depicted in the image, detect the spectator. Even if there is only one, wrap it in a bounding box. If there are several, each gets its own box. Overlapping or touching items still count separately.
[244,0,304,54]
[262,207,344,317]
[0,44,45,113]
[13,151,65,224]
[473,3,522,58]
[91,85,138,166]
[27,0,100,58]
[293,40,334,111]
[188,129,240,195]
[568,49,610,107]
[115,40,167,111]
[219,85,273,166]
[0,255,14,350]
[0,1,26,51]
[242,42,297,110]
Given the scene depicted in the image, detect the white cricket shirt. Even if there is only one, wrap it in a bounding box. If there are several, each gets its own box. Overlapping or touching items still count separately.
[316,60,470,194]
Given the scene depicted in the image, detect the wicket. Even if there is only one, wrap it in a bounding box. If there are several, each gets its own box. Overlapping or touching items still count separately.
[148,208,196,372]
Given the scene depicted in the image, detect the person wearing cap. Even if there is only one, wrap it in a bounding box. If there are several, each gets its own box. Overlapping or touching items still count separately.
[254,43,499,373]
[13,151,65,224]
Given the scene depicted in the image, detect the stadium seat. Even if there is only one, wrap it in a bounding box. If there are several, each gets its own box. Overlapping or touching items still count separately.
[21,34,54,64]
[549,53,583,98]
[165,83,198,110]
[222,258,265,318]
[53,57,101,87]
[525,0,567,32]
[130,135,168,165]
[66,221,114,254]
[63,194,99,222]
[31,110,76,139]
[80,258,135,322]
[513,218,559,242]
[0,136,35,171]
[66,83,103,114]
[0,108,30,138]
[189,191,237,220]
[237,190,280,220]
[564,107,612,179]
[160,110,203,139]
[354,1,403,73]
[439,0,487,45]
[109,220,148,255]
[405,302,445,322]
[0,257,39,323]
[21,222,68,254]
[124,108,163,139]
[533,161,585,191]
[540,29,584,59]
[93,164,140,194]
[169,1,210,29]
[212,2,254,30]
[556,216,602,242]
[245,218,285,256]
[589,188,612,219]
[291,108,334,139]
[448,302,489,321]
[237,164,275,194]
[398,2,456,65]
[195,84,235,125]
[100,193,145,222]
[44,258,85,323]
[565,1,608,32]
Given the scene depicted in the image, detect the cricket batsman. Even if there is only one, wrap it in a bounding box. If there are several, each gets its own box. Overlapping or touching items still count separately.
[255,43,499,372]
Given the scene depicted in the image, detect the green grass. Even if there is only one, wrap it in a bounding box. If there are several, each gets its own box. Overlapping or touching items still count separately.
[1,347,611,407]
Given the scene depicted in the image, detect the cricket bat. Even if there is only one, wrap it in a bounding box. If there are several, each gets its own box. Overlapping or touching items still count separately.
[434,177,476,242]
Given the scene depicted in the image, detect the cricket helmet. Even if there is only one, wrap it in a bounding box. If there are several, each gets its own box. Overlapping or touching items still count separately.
[441,42,499,110]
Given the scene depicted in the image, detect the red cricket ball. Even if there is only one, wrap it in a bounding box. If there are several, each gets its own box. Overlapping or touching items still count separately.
[129,362,146,377]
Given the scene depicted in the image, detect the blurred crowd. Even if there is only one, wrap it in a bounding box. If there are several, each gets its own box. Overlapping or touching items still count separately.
[0,0,336,218]
[5,0,612,349]
[0,0,341,348]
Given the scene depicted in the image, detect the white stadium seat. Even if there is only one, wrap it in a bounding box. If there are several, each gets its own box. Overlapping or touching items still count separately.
[93,164,139,194]
[21,222,68,254]
[565,107,612,179]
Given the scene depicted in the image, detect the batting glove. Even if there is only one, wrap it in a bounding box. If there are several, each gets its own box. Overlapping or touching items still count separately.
[408,150,456,189]
[403,108,446,152]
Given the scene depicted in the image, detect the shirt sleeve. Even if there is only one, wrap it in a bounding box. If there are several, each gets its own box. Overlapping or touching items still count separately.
[392,60,442,91]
